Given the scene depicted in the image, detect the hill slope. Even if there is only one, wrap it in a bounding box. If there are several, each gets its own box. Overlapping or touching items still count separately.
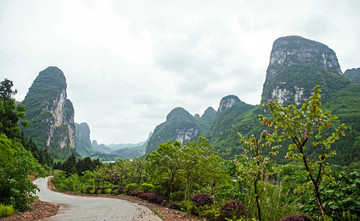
[21,66,77,160]
[146,107,216,154]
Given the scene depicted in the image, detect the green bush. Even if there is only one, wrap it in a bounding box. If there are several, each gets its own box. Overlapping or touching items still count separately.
[0,134,44,211]
[191,204,213,217]
[105,188,112,194]
[177,200,193,214]
[139,183,154,193]
[126,183,138,191]
[170,191,185,201]
[111,186,124,194]
[0,204,15,218]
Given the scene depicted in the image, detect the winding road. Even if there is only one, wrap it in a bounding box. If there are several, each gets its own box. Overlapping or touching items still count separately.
[34,177,162,221]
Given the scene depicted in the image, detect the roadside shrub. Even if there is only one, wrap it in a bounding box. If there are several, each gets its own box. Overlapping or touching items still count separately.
[190,193,213,207]
[139,192,154,200]
[105,188,112,194]
[147,194,169,205]
[218,201,249,221]
[139,192,168,205]
[86,187,93,194]
[191,204,212,216]
[169,201,179,209]
[280,215,312,221]
[140,183,154,193]
[127,189,140,196]
[150,185,162,194]
[201,207,216,221]
[111,186,124,194]
[101,187,108,194]
[170,191,185,201]
[0,204,15,218]
[177,200,193,213]
[126,183,138,191]
[95,187,102,194]
[89,189,95,194]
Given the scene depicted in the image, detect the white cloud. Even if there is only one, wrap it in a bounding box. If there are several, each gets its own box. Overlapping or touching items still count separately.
[0,0,359,144]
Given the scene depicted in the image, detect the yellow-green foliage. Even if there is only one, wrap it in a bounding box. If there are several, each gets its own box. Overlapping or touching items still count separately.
[0,204,15,218]
[125,183,138,191]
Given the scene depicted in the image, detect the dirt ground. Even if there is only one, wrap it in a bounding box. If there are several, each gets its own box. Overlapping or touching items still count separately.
[0,199,59,221]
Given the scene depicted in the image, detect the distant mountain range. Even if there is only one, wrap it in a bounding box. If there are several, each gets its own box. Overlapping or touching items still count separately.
[75,123,150,160]
[19,35,360,165]
[144,35,360,165]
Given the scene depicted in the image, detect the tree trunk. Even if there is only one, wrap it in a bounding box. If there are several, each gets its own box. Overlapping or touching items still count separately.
[184,177,189,201]
[212,179,217,214]
[139,170,142,184]
[169,174,174,200]
[254,177,261,221]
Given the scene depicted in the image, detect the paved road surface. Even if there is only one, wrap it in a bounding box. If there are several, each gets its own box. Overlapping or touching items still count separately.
[34,177,162,221]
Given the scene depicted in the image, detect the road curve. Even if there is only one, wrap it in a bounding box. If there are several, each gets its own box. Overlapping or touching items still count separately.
[34,177,162,221]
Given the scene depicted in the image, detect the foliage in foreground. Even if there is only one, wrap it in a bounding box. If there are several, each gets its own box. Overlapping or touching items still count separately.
[0,79,45,212]
[260,85,346,220]
[0,204,15,218]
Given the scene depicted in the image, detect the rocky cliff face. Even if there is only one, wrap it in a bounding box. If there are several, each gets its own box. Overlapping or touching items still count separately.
[75,122,95,157]
[22,66,76,159]
[261,36,343,105]
[218,95,240,113]
[175,124,199,144]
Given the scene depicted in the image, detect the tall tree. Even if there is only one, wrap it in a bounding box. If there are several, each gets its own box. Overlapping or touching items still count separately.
[145,141,183,199]
[62,154,77,176]
[181,137,216,201]
[260,85,346,220]
[0,79,28,138]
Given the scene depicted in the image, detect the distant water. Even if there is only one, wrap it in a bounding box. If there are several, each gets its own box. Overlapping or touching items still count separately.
[102,161,115,163]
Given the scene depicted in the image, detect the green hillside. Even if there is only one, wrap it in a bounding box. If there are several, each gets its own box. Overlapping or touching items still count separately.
[146,107,216,154]
[344,68,360,84]
[21,67,77,160]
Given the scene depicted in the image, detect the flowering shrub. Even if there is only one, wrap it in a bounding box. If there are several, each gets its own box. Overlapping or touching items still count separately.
[86,187,93,194]
[126,189,140,196]
[139,192,154,200]
[280,215,311,221]
[190,194,213,207]
[148,194,169,205]
[138,192,168,205]
[218,201,249,221]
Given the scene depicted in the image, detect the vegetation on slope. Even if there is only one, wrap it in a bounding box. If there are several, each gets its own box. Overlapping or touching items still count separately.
[0,79,47,214]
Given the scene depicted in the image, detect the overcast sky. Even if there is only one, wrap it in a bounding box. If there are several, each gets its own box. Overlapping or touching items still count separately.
[1,0,359,144]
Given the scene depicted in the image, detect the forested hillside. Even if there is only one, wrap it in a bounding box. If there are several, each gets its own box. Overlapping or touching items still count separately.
[21,67,77,160]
